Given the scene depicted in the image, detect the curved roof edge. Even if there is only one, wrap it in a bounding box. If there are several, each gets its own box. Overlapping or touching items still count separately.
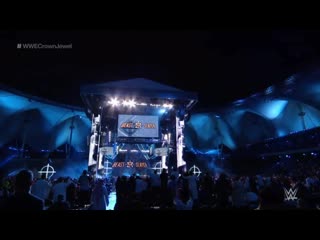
[193,66,320,114]
[80,78,198,101]
[0,83,85,112]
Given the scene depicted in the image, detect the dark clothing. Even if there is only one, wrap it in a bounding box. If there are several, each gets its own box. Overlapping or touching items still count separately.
[2,192,44,210]
[215,177,232,208]
[160,172,168,190]
[47,201,70,210]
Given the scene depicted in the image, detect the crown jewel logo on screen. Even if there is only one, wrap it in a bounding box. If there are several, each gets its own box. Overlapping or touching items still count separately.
[118,115,159,138]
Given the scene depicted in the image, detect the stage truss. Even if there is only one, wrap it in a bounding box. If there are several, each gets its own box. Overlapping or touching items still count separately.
[80,78,197,178]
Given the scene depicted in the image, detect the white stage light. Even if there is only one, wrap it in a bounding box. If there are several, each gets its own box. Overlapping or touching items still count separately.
[122,100,129,106]
[122,100,136,107]
[163,103,173,109]
[128,99,136,108]
[159,108,166,114]
[137,102,147,106]
[107,98,120,106]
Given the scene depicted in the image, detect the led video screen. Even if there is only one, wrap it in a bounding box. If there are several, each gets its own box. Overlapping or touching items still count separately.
[117,114,159,138]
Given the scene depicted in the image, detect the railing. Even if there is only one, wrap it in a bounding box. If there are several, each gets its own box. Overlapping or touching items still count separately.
[260,147,320,157]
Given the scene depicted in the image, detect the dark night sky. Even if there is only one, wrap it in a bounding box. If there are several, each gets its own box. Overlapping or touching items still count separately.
[2,30,320,110]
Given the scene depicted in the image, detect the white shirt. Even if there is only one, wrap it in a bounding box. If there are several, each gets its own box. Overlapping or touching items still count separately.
[31,179,51,200]
[52,182,68,202]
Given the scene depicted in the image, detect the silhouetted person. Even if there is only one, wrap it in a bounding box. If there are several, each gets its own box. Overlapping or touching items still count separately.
[150,170,161,192]
[66,182,77,208]
[78,170,91,207]
[257,183,294,210]
[31,173,51,201]
[168,175,177,200]
[174,188,193,210]
[215,173,232,209]
[2,170,44,210]
[51,177,68,203]
[128,175,136,197]
[182,171,198,208]
[160,168,168,191]
[90,179,109,210]
[48,194,70,210]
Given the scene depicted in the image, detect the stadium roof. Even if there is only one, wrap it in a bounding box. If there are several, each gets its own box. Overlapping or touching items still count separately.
[185,68,320,151]
[0,84,90,153]
[0,69,319,154]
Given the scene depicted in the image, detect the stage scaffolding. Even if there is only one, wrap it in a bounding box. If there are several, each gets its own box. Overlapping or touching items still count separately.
[80,78,197,178]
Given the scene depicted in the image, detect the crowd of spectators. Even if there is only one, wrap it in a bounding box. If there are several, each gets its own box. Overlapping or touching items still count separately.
[1,164,319,210]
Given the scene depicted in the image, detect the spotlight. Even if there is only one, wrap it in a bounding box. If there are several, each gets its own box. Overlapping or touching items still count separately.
[107,98,120,107]
[163,103,173,109]
[159,108,166,114]
[122,99,136,107]
[128,99,136,108]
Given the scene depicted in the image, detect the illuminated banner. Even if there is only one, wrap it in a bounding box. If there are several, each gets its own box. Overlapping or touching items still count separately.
[117,114,159,138]
[154,147,168,157]
[112,161,148,168]
[100,147,115,156]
